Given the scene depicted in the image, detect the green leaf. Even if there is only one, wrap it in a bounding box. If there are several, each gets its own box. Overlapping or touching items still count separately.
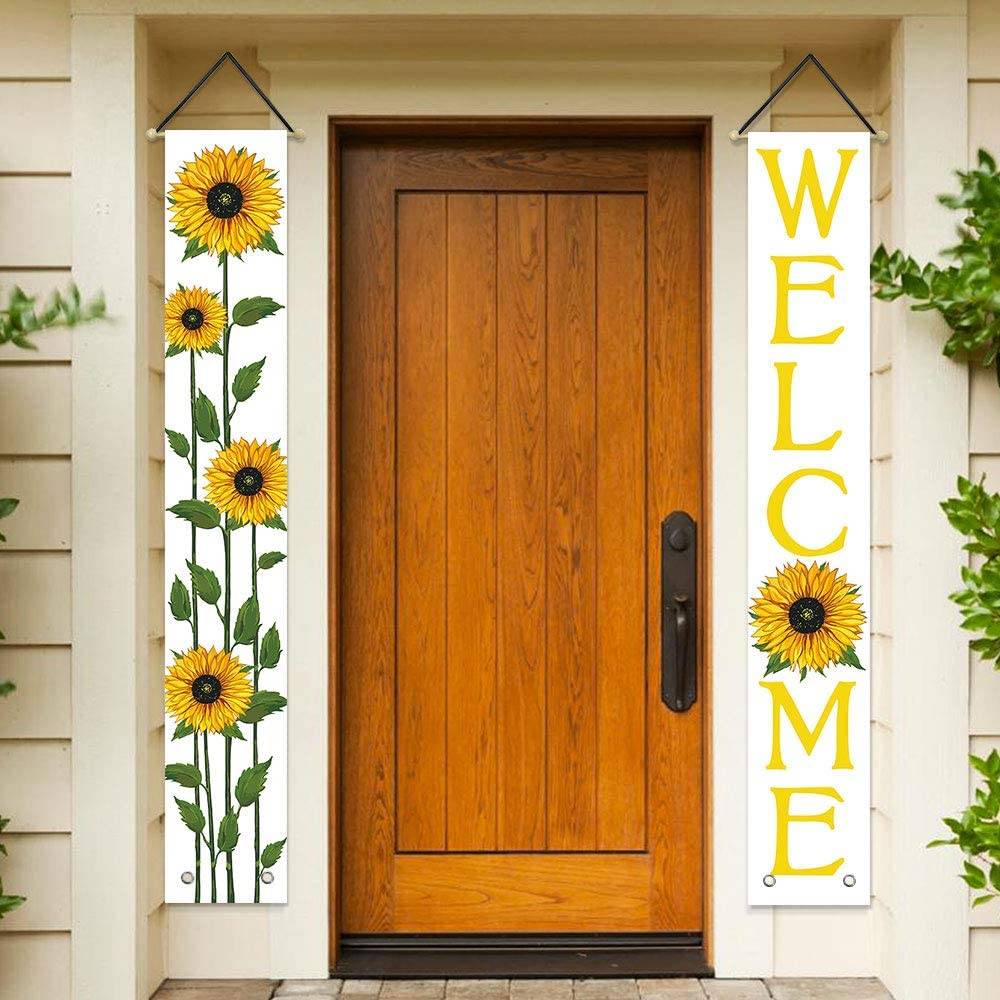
[264,513,287,530]
[171,720,194,741]
[964,861,988,890]
[182,237,209,262]
[232,296,283,327]
[165,429,190,459]
[232,358,266,402]
[165,763,202,788]
[221,723,245,741]
[973,894,996,907]
[0,498,19,521]
[165,343,185,358]
[260,624,281,669]
[217,811,240,852]
[258,232,283,255]
[186,560,222,605]
[194,391,221,443]
[169,576,192,622]
[233,596,260,646]
[235,758,272,807]
[175,797,206,835]
[258,551,286,570]
[260,838,286,868]
[169,499,221,530]
[240,690,287,724]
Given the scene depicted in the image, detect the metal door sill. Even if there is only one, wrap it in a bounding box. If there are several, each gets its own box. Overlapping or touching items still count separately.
[334,933,712,979]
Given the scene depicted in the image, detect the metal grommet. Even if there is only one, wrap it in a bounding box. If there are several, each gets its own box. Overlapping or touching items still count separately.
[763,874,776,888]
[180,871,194,885]
[261,870,275,885]
[843,874,856,888]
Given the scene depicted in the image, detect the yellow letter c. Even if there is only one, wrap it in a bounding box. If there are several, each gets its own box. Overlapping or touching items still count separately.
[767,468,847,557]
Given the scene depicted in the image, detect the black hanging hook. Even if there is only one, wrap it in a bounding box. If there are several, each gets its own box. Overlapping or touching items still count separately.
[730,52,887,143]
[147,50,301,140]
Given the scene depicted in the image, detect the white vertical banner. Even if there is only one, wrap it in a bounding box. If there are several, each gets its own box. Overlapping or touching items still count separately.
[746,133,870,906]
[163,132,288,904]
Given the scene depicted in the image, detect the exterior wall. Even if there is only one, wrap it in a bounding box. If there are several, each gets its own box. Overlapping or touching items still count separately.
[967,3,1000,995]
[0,1,74,997]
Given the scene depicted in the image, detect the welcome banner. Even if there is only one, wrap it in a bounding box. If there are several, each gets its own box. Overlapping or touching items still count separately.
[163,131,288,904]
[747,133,870,906]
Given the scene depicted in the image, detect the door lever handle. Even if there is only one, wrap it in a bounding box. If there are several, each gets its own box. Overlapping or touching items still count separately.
[661,513,697,712]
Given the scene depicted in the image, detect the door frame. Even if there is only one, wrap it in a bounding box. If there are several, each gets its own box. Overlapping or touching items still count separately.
[327,116,713,974]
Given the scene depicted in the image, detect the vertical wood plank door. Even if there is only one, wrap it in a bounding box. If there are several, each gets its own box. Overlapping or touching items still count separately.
[339,133,705,936]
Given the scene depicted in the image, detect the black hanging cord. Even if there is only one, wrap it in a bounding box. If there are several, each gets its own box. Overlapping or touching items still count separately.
[151,50,296,136]
[732,52,884,140]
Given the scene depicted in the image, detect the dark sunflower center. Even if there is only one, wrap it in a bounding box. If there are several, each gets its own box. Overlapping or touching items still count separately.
[234,466,264,497]
[192,674,222,705]
[181,307,205,331]
[788,596,826,634]
[206,181,244,219]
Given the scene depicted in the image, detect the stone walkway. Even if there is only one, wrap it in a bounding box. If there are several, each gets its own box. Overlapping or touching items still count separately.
[154,978,893,1000]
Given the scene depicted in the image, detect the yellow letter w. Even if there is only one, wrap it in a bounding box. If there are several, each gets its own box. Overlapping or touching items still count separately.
[757,147,857,239]
[760,679,855,770]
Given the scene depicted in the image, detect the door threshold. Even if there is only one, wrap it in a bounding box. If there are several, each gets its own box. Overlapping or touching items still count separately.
[334,933,712,979]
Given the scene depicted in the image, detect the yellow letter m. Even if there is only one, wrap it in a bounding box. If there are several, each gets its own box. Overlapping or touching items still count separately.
[760,679,855,770]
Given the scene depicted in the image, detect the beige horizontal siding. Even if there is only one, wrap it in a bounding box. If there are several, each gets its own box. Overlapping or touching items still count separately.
[0,177,70,267]
[0,552,70,644]
[0,365,71,455]
[0,741,70,831]
[0,646,71,738]
[0,458,70,549]
[0,932,70,1000]
[0,82,69,173]
[0,833,70,931]
[0,0,70,79]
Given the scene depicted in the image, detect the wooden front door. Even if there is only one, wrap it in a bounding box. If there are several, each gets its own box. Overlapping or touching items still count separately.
[338,130,705,937]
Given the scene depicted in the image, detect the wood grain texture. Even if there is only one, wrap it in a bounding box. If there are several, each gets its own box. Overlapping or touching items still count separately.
[396,193,448,852]
[595,194,647,851]
[646,141,704,931]
[545,194,598,852]
[445,193,499,851]
[395,853,650,932]
[496,194,547,851]
[338,133,705,938]
[340,144,396,932]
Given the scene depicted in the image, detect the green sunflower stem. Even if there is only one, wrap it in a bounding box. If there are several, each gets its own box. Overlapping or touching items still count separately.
[203,730,217,904]
[251,524,261,902]
[189,348,202,904]
[224,735,235,903]
[221,252,231,449]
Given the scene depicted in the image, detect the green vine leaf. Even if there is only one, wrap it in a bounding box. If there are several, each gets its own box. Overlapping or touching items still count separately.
[240,690,287,725]
[235,758,272,808]
[260,624,282,669]
[194,391,221,444]
[169,499,221,531]
[165,429,190,460]
[174,798,206,835]
[260,838,286,869]
[186,560,221,606]
[258,551,286,570]
[234,596,260,646]
[169,576,192,622]
[232,296,283,327]
[165,763,202,788]
[232,358,266,402]
[217,812,240,852]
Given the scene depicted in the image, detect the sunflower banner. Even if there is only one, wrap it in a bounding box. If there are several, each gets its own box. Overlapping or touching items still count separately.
[163,133,288,904]
[746,133,870,906]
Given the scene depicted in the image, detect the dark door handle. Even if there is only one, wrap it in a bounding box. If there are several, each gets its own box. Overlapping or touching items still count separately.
[661,511,697,712]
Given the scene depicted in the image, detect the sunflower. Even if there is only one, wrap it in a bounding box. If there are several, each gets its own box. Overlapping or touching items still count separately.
[750,561,865,674]
[164,285,226,352]
[165,646,252,733]
[205,438,287,526]
[169,145,283,257]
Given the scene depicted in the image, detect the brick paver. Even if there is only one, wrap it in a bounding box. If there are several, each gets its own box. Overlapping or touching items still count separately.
[154,977,896,1000]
